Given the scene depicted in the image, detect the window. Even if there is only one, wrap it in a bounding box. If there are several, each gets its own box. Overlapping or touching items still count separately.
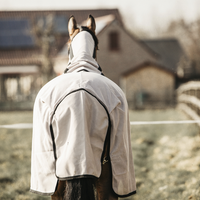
[109,32,120,51]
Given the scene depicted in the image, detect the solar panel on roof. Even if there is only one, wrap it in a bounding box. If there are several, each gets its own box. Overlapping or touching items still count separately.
[35,15,68,34]
[0,19,35,48]
[54,16,68,34]
[0,35,35,48]
[0,19,30,32]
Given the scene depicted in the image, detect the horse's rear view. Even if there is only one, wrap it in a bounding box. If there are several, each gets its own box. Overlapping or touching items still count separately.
[30,15,136,200]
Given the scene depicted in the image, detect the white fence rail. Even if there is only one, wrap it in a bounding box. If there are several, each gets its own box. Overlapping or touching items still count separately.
[2,120,200,129]
[177,81,200,126]
[2,85,200,130]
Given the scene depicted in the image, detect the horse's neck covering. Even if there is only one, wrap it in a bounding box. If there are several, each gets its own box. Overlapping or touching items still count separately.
[66,31,100,73]
[70,31,95,61]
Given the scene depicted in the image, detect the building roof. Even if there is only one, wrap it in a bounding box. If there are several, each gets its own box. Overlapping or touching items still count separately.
[0,9,122,66]
[123,61,175,76]
[142,38,185,73]
[0,9,122,25]
[0,18,35,49]
[81,14,116,34]
[57,14,157,59]
[0,49,41,66]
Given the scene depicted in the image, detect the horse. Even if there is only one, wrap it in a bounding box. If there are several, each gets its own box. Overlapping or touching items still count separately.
[51,15,118,200]
[30,15,136,200]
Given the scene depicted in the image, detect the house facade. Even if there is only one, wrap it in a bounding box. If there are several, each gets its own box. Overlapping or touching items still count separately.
[97,19,157,85]
[0,9,122,110]
[143,39,191,88]
[56,15,179,108]
[0,19,42,110]
[121,63,175,109]
[0,9,187,110]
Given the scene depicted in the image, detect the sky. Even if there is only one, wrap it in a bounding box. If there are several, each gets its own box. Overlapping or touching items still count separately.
[1,0,200,35]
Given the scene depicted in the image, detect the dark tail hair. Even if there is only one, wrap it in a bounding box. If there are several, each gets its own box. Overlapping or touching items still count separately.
[64,178,96,200]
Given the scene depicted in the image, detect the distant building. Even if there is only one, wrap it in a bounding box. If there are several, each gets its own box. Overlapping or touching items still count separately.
[122,62,175,109]
[0,18,41,109]
[0,9,188,110]
[143,39,191,88]
[128,38,188,108]
[56,15,188,108]
[0,9,121,110]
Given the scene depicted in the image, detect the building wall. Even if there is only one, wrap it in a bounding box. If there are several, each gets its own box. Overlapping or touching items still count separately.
[0,70,42,110]
[97,20,156,85]
[122,65,175,108]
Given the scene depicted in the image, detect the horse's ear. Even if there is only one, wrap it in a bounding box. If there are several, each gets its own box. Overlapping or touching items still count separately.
[86,15,96,33]
[68,15,79,39]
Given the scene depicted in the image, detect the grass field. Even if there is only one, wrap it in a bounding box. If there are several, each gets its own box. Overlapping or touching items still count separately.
[0,109,200,200]
[0,112,48,200]
[129,109,200,200]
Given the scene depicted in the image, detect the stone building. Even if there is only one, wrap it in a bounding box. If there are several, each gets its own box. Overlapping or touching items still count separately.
[121,62,175,109]
[0,9,187,109]
[0,9,121,110]
[56,15,184,108]
[96,17,157,85]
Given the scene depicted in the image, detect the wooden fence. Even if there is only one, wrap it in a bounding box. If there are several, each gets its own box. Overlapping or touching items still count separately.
[177,81,200,126]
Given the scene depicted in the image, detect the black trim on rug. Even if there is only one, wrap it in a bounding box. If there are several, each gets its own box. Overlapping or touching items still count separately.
[57,174,97,181]
[49,88,136,198]
[50,88,111,166]
[116,190,137,198]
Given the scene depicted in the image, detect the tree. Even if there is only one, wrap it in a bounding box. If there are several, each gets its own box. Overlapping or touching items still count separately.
[162,19,200,75]
[34,14,56,83]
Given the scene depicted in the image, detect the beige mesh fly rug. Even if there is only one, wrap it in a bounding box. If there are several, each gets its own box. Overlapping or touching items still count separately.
[30,15,136,199]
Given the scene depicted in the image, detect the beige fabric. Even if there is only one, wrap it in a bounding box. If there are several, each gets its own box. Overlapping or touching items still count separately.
[53,91,108,179]
[30,66,136,196]
[30,31,136,197]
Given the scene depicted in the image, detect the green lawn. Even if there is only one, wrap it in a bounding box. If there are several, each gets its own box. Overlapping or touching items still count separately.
[0,111,49,200]
[129,109,200,200]
[0,109,200,200]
